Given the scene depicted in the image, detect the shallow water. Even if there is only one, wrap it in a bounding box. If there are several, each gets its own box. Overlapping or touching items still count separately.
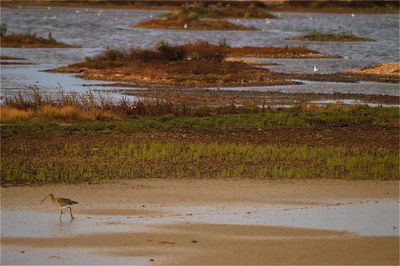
[2,201,399,238]
[214,80,399,96]
[2,200,398,264]
[1,7,398,97]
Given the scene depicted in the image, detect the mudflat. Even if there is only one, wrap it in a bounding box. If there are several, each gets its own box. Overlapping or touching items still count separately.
[2,179,399,264]
[2,179,399,207]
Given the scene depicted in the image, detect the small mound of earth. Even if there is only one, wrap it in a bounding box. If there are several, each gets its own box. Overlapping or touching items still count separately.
[346,62,399,78]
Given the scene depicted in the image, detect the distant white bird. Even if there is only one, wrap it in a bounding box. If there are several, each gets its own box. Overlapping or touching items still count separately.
[309,16,313,20]
[150,14,153,18]
[313,66,320,73]
[184,23,188,29]
[351,13,355,17]
[236,19,240,22]
[47,7,51,10]
[97,12,101,16]
[265,19,271,24]
[76,10,80,14]
[344,56,349,59]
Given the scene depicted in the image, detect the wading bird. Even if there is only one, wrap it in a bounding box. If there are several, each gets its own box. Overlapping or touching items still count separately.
[40,193,78,220]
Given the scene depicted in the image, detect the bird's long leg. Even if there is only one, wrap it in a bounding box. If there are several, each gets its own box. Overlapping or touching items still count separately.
[68,206,75,219]
[59,209,63,221]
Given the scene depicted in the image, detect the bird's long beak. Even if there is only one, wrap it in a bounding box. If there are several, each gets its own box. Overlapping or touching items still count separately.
[40,195,49,205]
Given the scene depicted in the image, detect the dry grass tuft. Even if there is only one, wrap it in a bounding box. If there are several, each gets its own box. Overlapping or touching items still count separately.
[0,106,34,123]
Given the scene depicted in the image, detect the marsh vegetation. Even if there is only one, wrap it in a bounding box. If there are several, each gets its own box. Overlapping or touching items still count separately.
[0,26,77,48]
[1,89,398,185]
[50,41,335,87]
[287,31,374,42]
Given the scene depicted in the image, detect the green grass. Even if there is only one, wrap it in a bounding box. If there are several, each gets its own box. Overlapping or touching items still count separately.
[2,141,398,185]
[1,107,398,135]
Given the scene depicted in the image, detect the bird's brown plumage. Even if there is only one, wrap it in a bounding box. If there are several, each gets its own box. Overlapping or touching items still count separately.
[41,193,78,220]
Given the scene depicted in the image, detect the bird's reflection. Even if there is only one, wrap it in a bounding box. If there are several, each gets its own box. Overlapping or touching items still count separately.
[57,217,75,233]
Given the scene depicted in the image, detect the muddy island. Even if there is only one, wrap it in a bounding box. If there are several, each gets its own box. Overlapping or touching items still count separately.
[50,41,338,87]
[287,31,374,42]
[344,62,400,81]
[160,2,277,19]
[134,3,261,31]
[0,32,78,48]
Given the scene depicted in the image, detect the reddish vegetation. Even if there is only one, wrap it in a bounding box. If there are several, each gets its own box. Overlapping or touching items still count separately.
[52,60,292,87]
[50,42,311,87]
[135,18,254,31]
[50,41,336,87]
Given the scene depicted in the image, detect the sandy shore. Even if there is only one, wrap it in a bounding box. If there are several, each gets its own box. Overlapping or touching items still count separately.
[2,179,399,265]
[2,179,399,208]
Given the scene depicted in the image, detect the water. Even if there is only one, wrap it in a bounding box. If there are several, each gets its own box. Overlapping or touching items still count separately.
[0,7,398,97]
[2,201,398,238]
[2,200,398,264]
[213,80,399,96]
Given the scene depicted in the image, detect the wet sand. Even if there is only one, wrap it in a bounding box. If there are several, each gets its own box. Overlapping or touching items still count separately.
[1,179,399,264]
[3,224,398,265]
[2,179,399,208]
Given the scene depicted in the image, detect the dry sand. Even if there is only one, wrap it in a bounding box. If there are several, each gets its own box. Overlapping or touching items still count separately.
[2,179,399,265]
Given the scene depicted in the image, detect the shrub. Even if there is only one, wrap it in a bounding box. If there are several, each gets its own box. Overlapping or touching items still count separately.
[128,48,162,62]
[94,47,127,61]
[156,40,187,61]
[184,41,226,62]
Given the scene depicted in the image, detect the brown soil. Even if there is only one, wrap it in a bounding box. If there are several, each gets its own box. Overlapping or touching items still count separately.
[2,124,398,150]
[123,89,400,107]
[50,60,297,87]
